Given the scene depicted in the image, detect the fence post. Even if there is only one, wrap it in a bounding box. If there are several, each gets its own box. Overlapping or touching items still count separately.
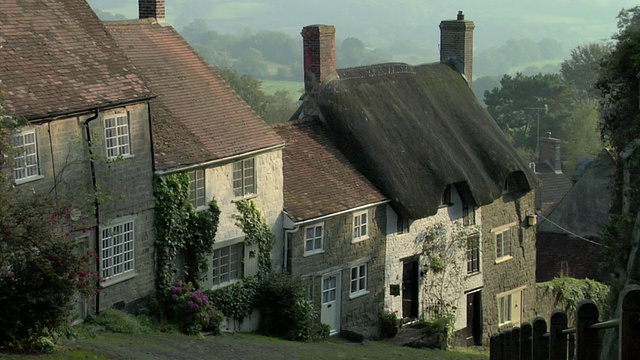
[490,334,501,360]
[511,327,521,360]
[532,317,548,360]
[576,300,599,360]
[503,329,512,360]
[520,322,532,360]
[549,310,568,360]
[621,287,640,360]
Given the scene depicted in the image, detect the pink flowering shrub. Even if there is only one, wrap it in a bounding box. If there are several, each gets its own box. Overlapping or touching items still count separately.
[166,280,222,335]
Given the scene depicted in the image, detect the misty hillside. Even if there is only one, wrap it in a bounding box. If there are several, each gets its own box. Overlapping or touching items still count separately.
[88,0,632,53]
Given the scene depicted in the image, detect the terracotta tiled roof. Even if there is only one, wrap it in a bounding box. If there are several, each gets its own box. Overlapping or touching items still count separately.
[274,118,387,222]
[0,0,152,120]
[104,20,284,172]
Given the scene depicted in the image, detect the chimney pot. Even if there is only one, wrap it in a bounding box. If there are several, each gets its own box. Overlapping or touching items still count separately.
[301,25,337,92]
[439,11,475,87]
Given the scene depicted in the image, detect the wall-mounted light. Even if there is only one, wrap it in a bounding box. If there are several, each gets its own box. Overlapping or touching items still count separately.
[526,214,537,227]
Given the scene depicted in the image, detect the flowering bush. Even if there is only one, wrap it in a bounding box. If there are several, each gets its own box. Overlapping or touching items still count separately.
[378,306,401,338]
[166,280,222,335]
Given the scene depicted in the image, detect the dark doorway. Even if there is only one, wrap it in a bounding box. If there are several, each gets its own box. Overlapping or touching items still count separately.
[466,291,483,346]
[402,260,419,319]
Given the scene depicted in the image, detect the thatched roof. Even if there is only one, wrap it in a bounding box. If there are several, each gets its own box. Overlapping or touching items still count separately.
[302,62,536,219]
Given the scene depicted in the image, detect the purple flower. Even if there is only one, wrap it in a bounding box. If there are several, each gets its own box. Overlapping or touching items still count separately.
[170,286,178,293]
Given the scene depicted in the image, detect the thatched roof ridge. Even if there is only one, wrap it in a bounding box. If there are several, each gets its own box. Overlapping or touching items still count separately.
[312,62,536,218]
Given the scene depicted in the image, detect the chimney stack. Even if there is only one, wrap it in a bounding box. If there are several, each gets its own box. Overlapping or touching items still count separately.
[139,0,165,23]
[439,11,475,87]
[539,133,563,172]
[301,25,337,92]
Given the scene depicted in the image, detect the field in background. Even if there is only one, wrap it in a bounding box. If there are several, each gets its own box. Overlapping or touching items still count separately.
[261,80,304,102]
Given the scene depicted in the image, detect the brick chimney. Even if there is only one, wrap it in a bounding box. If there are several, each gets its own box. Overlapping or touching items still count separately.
[301,25,337,92]
[439,11,475,87]
[539,132,563,173]
[139,0,165,23]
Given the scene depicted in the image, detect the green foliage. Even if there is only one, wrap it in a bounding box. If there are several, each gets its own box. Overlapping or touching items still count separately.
[255,274,316,342]
[485,72,574,156]
[541,276,611,318]
[475,38,565,77]
[233,199,275,278]
[205,277,260,321]
[560,43,610,105]
[153,173,220,291]
[378,307,400,338]
[85,309,151,334]
[0,174,97,351]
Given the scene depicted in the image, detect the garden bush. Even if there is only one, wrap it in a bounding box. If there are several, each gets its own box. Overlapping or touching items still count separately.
[164,280,223,335]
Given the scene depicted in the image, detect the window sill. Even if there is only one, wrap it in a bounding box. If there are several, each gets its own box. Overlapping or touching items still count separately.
[495,256,513,264]
[351,235,369,244]
[231,194,258,203]
[15,174,44,185]
[210,278,242,290]
[106,154,134,162]
[466,270,481,277]
[349,290,369,300]
[304,249,325,257]
[100,271,137,288]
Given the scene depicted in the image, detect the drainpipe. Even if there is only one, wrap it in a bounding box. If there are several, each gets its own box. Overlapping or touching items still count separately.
[83,108,101,314]
[283,225,300,274]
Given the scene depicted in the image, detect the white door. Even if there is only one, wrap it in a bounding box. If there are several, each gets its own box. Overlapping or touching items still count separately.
[321,272,341,335]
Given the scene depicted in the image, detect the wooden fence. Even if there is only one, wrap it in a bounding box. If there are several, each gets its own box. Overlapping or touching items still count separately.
[489,288,640,360]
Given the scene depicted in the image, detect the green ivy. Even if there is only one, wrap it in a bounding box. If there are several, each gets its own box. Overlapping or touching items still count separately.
[153,173,220,291]
[205,277,260,321]
[541,276,611,317]
[233,199,275,278]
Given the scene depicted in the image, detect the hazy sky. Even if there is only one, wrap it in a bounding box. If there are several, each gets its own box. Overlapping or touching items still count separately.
[87,0,639,54]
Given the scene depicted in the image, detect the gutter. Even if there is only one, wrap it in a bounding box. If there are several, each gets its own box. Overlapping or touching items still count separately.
[26,96,156,124]
[287,199,390,227]
[82,108,101,315]
[153,143,285,176]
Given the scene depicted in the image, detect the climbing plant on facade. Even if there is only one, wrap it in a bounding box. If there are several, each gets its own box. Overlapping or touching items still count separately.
[233,199,275,278]
[153,173,220,291]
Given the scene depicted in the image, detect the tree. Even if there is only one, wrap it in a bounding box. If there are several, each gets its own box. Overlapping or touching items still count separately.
[216,67,269,118]
[561,43,611,105]
[0,99,95,351]
[484,72,574,157]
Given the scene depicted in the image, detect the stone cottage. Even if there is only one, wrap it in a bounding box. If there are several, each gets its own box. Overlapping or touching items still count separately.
[291,12,538,344]
[104,0,285,292]
[274,119,388,337]
[1,0,156,316]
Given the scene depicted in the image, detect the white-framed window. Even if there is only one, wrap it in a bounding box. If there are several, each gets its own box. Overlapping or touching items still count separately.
[211,242,243,287]
[497,293,512,325]
[101,220,135,280]
[104,112,131,159]
[304,223,324,255]
[352,210,369,242]
[233,158,256,197]
[463,202,476,226]
[350,263,368,297]
[11,129,40,181]
[466,234,480,274]
[495,228,512,260]
[497,287,524,326]
[188,169,206,209]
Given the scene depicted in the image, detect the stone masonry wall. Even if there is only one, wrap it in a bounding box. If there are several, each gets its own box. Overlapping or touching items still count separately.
[480,190,537,342]
[290,204,386,338]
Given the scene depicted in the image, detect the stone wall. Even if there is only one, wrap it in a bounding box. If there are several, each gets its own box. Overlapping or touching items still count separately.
[15,103,157,313]
[200,149,284,289]
[480,190,537,342]
[289,204,386,338]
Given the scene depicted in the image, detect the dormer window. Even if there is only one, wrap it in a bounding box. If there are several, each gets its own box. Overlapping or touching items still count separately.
[441,184,452,206]
[503,174,518,194]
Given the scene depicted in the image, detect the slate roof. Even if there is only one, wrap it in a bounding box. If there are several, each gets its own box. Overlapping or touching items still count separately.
[302,62,537,219]
[104,20,283,172]
[274,118,387,222]
[535,162,573,215]
[0,0,153,121]
[538,149,615,237]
